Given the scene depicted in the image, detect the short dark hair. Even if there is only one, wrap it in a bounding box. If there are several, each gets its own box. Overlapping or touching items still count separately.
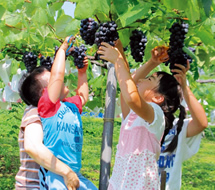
[18,66,49,107]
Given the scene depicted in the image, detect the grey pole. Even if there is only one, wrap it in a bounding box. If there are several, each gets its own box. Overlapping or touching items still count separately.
[99,62,117,190]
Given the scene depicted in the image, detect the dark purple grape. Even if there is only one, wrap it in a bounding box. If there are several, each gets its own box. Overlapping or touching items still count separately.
[70,44,87,69]
[94,21,119,47]
[129,29,147,62]
[22,52,38,73]
[80,18,99,46]
[40,56,53,71]
[168,22,190,74]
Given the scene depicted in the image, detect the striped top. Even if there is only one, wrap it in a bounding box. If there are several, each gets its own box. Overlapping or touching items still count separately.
[15,106,41,190]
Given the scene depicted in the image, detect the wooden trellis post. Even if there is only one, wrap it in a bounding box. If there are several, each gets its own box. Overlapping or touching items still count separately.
[99,62,117,190]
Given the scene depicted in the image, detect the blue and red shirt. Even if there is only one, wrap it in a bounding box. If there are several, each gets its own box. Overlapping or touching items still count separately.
[38,88,83,173]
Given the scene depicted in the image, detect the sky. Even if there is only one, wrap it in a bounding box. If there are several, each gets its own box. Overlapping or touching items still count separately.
[62,2,76,18]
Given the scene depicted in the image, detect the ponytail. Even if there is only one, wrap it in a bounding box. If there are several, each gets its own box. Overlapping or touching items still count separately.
[155,72,186,153]
[163,105,186,152]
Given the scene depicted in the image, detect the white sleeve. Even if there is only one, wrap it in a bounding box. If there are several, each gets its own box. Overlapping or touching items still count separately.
[178,118,202,161]
[138,102,165,141]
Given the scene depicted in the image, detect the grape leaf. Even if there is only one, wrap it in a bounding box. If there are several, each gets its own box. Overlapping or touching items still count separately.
[55,15,79,37]
[32,8,48,25]
[201,0,212,17]
[118,2,152,27]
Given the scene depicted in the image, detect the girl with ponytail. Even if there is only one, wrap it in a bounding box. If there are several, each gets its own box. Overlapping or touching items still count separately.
[114,41,207,190]
[97,42,186,190]
[158,62,208,190]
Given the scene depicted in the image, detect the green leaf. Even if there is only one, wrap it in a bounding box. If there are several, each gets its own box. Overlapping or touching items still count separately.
[196,47,209,67]
[0,32,6,49]
[4,12,21,27]
[201,0,212,17]
[32,8,48,25]
[36,25,51,38]
[4,31,25,44]
[118,28,130,47]
[75,0,110,19]
[185,0,200,24]
[113,0,129,15]
[30,34,41,43]
[196,27,215,46]
[55,15,80,37]
[118,2,151,27]
[4,0,16,12]
[144,37,159,61]
[0,5,5,19]
[162,0,200,23]
[32,0,48,8]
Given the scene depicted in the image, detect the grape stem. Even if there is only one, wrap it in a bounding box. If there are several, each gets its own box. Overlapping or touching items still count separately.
[95,15,101,24]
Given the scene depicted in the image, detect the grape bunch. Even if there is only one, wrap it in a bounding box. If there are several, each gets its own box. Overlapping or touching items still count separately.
[40,56,53,71]
[129,29,147,62]
[167,22,189,72]
[80,18,99,46]
[70,44,87,69]
[94,21,119,47]
[22,52,38,73]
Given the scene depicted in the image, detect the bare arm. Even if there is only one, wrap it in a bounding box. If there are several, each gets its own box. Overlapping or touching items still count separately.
[24,122,79,190]
[115,40,130,119]
[98,42,154,123]
[75,57,89,106]
[172,63,208,137]
[48,37,75,103]
[115,43,167,119]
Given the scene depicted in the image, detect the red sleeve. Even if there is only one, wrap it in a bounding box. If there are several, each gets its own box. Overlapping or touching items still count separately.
[63,95,82,114]
[38,88,61,118]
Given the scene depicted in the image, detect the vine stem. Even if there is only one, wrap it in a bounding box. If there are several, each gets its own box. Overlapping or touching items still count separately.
[95,15,101,24]
[87,55,107,69]
[109,11,112,21]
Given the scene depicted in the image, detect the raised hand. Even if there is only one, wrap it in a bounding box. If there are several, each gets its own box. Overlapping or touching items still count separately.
[151,46,169,64]
[97,42,123,64]
[77,56,88,73]
[171,60,190,89]
[61,36,76,52]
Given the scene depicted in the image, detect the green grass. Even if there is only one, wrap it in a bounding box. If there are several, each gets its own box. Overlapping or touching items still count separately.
[0,105,215,189]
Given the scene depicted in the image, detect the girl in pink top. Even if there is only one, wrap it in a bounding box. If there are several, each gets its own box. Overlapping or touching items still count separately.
[97,43,184,190]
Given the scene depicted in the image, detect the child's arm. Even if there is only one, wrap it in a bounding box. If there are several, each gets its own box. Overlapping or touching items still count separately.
[48,36,75,103]
[114,43,167,119]
[98,42,155,123]
[75,57,89,106]
[24,121,80,189]
[115,40,130,119]
[172,63,208,137]
[132,46,166,83]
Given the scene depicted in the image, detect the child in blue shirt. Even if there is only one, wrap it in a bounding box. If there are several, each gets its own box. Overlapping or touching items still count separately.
[19,36,97,190]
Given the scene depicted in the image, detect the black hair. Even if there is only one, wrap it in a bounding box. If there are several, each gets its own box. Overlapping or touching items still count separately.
[18,66,49,107]
[155,71,186,153]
